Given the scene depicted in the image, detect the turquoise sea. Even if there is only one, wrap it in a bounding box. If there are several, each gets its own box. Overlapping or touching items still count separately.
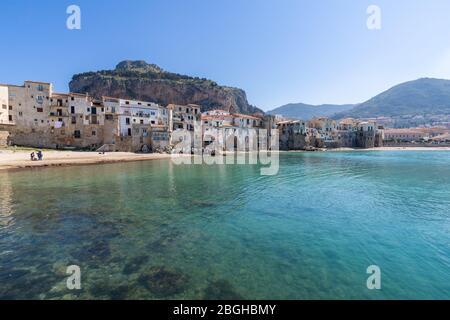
[0,151,449,299]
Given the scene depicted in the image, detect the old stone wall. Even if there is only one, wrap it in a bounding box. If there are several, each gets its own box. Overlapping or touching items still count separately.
[356,131,376,149]
[0,130,9,147]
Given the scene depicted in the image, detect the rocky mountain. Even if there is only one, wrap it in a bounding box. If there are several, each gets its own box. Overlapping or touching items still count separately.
[69,60,262,114]
[334,78,450,119]
[268,103,354,120]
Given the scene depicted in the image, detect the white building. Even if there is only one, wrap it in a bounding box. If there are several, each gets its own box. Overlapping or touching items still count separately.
[0,85,10,124]
[103,97,168,137]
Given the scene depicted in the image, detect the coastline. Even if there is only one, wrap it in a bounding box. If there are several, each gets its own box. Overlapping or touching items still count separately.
[283,146,450,153]
[328,146,450,152]
[1,146,450,172]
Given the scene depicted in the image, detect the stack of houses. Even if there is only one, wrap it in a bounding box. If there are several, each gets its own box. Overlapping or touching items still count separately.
[277,117,384,150]
[0,80,384,152]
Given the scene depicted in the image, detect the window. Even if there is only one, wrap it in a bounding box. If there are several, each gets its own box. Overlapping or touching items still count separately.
[92,131,96,136]
[127,128,132,136]
[8,106,12,110]
[126,117,130,125]
[125,101,130,105]
[140,120,144,124]
[19,112,23,116]
[37,107,43,112]
[74,130,81,138]
[71,106,75,114]
[1,104,6,109]
[8,115,13,122]
[37,84,44,91]
[71,97,75,101]
[71,116,76,124]
[87,108,90,112]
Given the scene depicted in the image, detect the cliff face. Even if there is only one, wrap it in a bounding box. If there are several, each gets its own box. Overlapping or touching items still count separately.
[69,60,262,114]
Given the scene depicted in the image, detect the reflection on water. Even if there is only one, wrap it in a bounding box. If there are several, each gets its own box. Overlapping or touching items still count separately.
[0,152,450,299]
[0,172,14,228]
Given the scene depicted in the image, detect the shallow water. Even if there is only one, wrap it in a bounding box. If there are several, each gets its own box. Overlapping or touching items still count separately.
[0,151,449,299]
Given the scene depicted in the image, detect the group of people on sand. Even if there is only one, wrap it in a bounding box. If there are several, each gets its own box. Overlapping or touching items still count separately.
[30,150,43,161]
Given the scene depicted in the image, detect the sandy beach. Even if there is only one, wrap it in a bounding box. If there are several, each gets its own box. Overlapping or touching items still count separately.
[0,148,177,171]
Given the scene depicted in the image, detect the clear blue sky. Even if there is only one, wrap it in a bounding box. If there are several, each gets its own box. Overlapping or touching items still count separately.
[1,0,450,111]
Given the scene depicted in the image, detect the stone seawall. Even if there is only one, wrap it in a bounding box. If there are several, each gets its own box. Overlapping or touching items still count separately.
[0,124,104,150]
[0,130,9,147]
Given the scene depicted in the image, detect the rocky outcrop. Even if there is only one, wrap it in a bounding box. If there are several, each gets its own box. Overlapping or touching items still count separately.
[69,60,263,115]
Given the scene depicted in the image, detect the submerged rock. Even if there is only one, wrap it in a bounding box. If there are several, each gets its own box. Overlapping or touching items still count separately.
[122,255,149,275]
[203,279,244,300]
[89,281,130,300]
[138,266,189,298]
[146,228,181,253]
[70,239,111,264]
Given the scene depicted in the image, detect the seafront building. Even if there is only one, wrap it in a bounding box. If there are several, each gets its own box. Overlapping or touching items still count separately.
[278,117,384,150]
[0,80,389,151]
[201,110,267,151]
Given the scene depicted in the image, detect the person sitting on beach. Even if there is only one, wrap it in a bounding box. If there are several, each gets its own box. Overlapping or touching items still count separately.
[37,150,43,161]
[30,152,35,161]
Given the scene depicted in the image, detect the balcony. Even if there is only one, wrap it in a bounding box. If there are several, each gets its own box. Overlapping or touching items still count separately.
[49,106,69,117]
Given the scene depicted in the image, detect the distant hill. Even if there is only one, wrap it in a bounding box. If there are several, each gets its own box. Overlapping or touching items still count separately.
[267,103,355,120]
[334,78,450,119]
[69,60,263,115]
